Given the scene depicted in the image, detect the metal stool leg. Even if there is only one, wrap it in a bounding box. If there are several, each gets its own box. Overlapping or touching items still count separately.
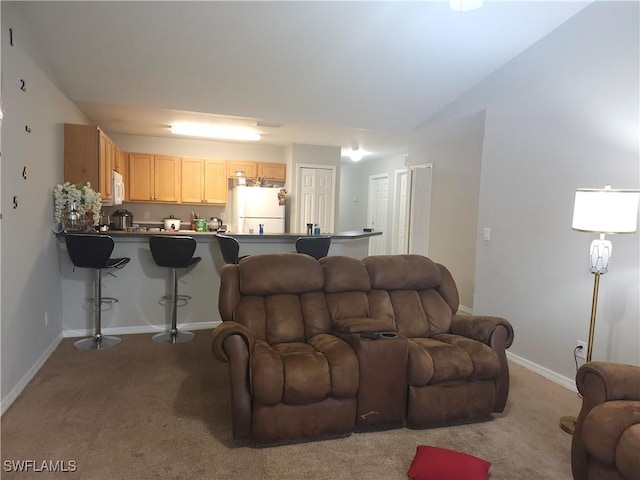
[153,267,194,344]
[74,269,122,350]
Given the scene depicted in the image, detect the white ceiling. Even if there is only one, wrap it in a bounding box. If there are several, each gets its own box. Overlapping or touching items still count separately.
[17,1,591,160]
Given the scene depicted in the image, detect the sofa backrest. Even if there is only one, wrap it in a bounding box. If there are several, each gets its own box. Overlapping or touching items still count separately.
[363,255,459,337]
[218,253,332,343]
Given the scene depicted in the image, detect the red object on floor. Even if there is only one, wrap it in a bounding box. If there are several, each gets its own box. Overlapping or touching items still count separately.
[407,445,491,480]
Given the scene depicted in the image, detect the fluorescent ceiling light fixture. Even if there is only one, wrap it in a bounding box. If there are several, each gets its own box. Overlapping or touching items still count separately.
[342,147,370,162]
[450,0,483,11]
[171,122,261,141]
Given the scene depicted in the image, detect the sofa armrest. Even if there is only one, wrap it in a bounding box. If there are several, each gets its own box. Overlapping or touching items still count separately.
[211,321,254,440]
[451,314,514,348]
[211,321,254,363]
[576,362,640,403]
[451,314,514,413]
[572,362,640,480]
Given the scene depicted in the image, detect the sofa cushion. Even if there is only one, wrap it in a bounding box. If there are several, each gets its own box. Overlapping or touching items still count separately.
[251,341,331,405]
[407,445,491,480]
[432,334,501,380]
[239,253,323,295]
[389,290,430,338]
[408,338,474,384]
[250,335,359,406]
[321,256,371,293]
[364,255,442,290]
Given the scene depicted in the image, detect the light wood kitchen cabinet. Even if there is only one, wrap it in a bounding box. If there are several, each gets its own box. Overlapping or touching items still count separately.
[64,124,116,204]
[181,158,227,204]
[114,146,125,173]
[258,162,286,181]
[228,160,258,179]
[128,153,181,202]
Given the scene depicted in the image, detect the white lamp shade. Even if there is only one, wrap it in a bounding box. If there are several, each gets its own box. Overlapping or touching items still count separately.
[572,188,640,234]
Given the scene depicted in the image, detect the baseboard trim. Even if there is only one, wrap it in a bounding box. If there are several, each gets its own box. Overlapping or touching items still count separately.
[62,321,222,338]
[507,351,577,392]
[458,305,473,315]
[1,333,63,416]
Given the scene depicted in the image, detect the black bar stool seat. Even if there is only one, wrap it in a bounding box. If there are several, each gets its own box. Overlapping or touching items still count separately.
[215,234,248,264]
[65,234,130,350]
[295,236,331,260]
[149,235,201,344]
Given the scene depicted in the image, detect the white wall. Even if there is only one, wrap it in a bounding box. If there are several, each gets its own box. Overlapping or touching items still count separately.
[1,4,90,412]
[407,111,485,309]
[421,1,640,381]
[338,155,405,237]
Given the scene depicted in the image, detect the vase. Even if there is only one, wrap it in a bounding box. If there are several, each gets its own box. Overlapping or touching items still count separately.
[63,203,84,232]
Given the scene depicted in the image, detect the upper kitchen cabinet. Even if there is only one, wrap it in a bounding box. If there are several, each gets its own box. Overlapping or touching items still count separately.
[258,162,286,181]
[228,160,258,179]
[64,124,116,204]
[181,158,227,205]
[227,160,286,181]
[128,153,181,202]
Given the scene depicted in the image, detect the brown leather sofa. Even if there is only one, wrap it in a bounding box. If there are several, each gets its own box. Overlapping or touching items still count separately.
[212,253,514,444]
[572,362,640,480]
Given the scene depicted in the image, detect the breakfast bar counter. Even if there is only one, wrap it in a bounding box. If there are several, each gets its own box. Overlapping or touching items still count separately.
[56,230,381,340]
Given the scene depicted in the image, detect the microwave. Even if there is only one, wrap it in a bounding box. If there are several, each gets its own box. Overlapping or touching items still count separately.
[112,170,124,205]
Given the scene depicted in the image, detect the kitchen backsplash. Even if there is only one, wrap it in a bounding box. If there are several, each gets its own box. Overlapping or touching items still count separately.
[102,203,229,227]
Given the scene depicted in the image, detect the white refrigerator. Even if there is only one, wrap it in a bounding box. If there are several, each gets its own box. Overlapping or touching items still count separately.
[232,186,286,234]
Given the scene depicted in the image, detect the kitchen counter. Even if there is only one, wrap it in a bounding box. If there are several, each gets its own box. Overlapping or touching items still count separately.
[56,229,381,339]
[104,229,380,240]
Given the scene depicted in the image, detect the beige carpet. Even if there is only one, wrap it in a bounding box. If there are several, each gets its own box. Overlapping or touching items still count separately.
[1,330,581,479]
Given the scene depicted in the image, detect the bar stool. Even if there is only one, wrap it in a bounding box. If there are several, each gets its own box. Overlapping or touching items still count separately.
[149,235,201,344]
[215,234,248,264]
[65,234,130,350]
[295,236,331,260]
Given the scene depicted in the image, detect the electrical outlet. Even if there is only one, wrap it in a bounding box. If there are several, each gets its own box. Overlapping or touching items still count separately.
[144,211,150,219]
[220,212,225,220]
[576,340,587,359]
[44,311,49,327]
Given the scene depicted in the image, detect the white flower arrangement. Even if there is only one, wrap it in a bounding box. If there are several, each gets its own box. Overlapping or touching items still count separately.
[53,182,102,224]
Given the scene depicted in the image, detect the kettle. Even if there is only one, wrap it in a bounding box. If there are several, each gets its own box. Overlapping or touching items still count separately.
[208,217,222,231]
[111,209,133,231]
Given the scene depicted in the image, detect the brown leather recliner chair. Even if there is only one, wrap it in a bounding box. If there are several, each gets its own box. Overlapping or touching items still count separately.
[211,253,359,444]
[362,255,514,427]
[572,361,640,480]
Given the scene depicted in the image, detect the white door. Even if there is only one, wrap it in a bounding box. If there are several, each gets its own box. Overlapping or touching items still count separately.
[298,167,335,234]
[392,169,410,254]
[368,174,389,255]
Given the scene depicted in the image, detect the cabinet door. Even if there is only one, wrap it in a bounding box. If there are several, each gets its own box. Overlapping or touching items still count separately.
[181,158,204,203]
[154,155,181,202]
[258,162,286,181]
[114,146,123,173]
[64,124,100,188]
[101,132,115,202]
[228,160,257,179]
[204,159,228,204]
[128,153,154,201]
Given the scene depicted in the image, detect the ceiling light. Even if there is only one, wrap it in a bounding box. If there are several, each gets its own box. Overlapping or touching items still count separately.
[342,146,370,162]
[450,0,483,11]
[171,122,261,141]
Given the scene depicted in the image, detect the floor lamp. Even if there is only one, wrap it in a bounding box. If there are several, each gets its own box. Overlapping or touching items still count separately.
[559,184,640,435]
